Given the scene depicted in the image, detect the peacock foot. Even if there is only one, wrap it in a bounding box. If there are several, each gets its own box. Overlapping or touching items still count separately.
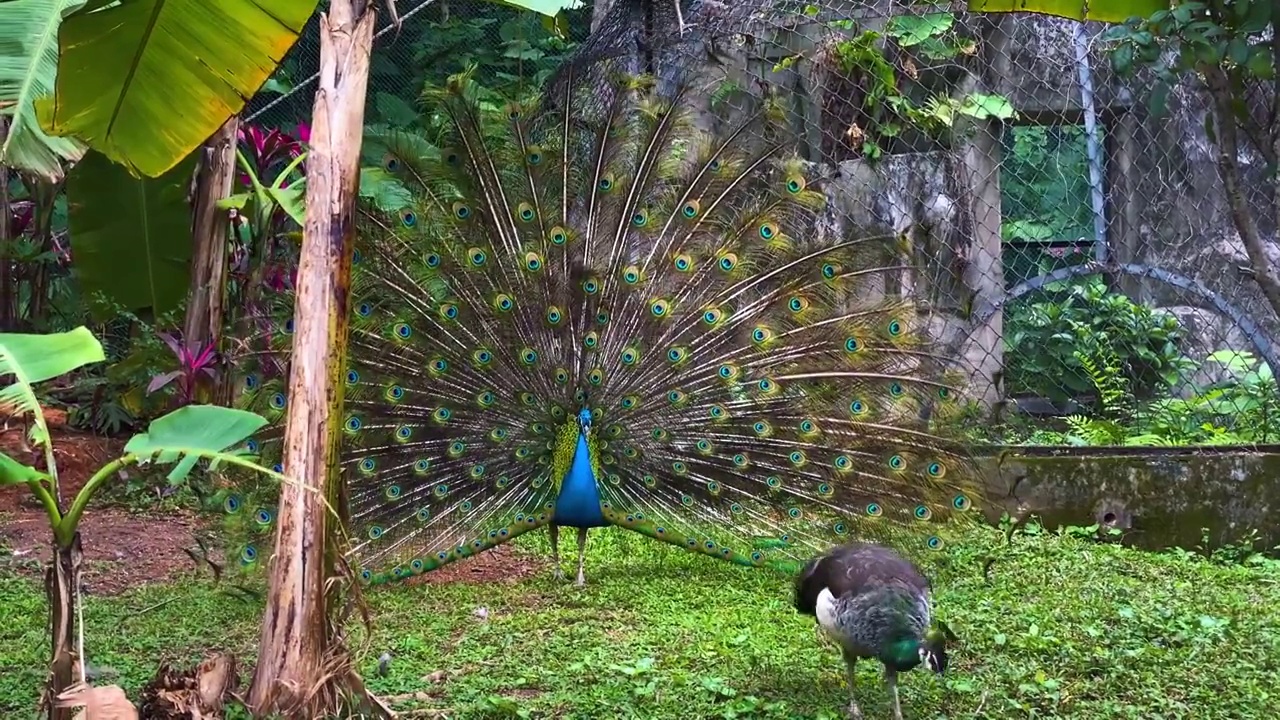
[845,700,862,719]
[552,568,565,582]
[574,573,586,588]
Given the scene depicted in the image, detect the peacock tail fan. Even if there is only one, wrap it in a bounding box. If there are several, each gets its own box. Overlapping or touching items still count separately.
[220,63,987,584]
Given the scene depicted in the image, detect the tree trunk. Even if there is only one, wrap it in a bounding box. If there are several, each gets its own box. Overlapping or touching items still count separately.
[184,116,240,347]
[43,533,83,720]
[247,2,381,717]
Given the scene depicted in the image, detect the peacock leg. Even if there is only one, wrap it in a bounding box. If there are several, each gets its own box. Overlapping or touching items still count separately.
[574,527,588,587]
[884,667,903,720]
[673,0,689,34]
[549,524,565,581]
[841,649,862,719]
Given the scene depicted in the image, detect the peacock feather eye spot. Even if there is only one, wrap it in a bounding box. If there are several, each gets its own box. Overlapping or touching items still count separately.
[474,349,494,365]
[597,176,614,192]
[621,347,639,365]
[583,278,599,294]
[788,506,802,519]
[758,378,776,393]
[666,390,685,404]
[493,294,514,312]
[822,263,838,279]
[521,393,539,408]
[866,503,883,516]
[753,421,770,435]
[356,302,372,317]
[888,319,903,336]
[927,536,943,550]
[524,252,543,272]
[596,311,609,325]
[435,483,451,497]
[383,154,400,172]
[717,253,737,271]
[283,319,295,334]
[244,374,259,390]
[650,299,670,317]
[359,458,376,473]
[759,222,778,239]
[550,227,568,245]
[938,387,952,400]
[400,209,417,227]
[696,439,712,453]
[834,455,852,471]
[353,249,363,264]
[240,546,258,564]
[623,265,641,284]
[246,439,259,453]
[490,428,508,441]
[411,559,425,571]
[395,322,412,338]
[889,382,905,397]
[345,370,359,385]
[818,482,834,497]
[469,465,486,478]
[787,296,807,312]
[469,248,487,266]
[621,395,638,410]
[546,306,563,324]
[833,521,848,535]
[521,348,538,364]
[799,419,815,433]
[732,453,747,467]
[554,368,570,384]
[270,393,286,410]
[914,504,932,520]
[518,203,536,222]
[345,416,362,432]
[396,426,412,440]
[368,525,384,540]
[272,463,283,473]
[588,368,605,385]
[789,450,806,466]
[849,399,867,415]
[952,493,970,511]
[930,462,947,478]
[452,202,471,220]
[386,385,405,401]
[786,177,803,194]
[667,347,686,363]
[527,150,542,165]
[632,211,648,227]
[709,404,725,418]
[431,358,448,372]
[889,454,905,470]
[844,337,861,353]
[717,364,737,379]
[477,390,495,407]
[651,427,668,440]
[709,158,722,171]
[702,308,722,324]
[673,462,688,475]
[675,254,692,271]
[751,327,771,344]
[425,253,441,268]
[433,407,452,423]
[223,495,242,513]
[445,152,459,165]
[414,460,430,474]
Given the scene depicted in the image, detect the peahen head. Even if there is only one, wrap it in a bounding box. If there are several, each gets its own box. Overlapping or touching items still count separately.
[881,623,952,674]
[921,622,955,674]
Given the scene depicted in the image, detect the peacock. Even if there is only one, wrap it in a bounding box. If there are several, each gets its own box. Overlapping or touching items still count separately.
[795,542,954,720]
[226,62,984,588]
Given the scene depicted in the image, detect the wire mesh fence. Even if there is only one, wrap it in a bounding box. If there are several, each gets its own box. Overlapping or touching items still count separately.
[239,0,1280,449]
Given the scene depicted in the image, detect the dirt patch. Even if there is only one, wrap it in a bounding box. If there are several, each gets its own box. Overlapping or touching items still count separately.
[403,544,544,586]
[0,410,209,594]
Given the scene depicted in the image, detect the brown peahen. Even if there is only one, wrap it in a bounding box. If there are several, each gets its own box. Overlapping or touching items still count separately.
[795,542,956,720]
[227,64,983,589]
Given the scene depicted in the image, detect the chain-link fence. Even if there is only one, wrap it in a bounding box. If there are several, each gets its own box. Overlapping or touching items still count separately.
[240,0,1280,449]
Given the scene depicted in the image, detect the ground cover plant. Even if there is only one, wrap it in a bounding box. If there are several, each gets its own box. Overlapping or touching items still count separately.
[2,492,1277,719]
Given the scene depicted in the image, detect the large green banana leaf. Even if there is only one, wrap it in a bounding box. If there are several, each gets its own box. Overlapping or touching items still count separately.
[968,0,1167,23]
[36,0,318,179]
[66,149,198,316]
[0,0,89,182]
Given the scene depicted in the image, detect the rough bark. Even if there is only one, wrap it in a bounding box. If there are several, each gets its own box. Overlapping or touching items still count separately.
[246,2,380,717]
[184,116,240,347]
[43,533,83,720]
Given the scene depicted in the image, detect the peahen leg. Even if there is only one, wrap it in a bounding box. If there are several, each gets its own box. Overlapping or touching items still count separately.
[574,527,588,587]
[842,649,862,719]
[884,667,903,720]
[549,524,565,581]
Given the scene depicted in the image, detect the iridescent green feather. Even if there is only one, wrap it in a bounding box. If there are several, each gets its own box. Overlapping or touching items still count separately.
[222,63,986,583]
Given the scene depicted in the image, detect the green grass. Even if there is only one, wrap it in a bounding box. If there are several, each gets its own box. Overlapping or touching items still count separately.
[2,523,1278,719]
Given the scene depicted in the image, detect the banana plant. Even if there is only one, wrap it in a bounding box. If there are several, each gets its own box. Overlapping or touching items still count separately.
[0,327,290,719]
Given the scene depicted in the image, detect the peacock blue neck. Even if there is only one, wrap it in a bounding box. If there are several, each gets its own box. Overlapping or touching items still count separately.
[552,427,607,528]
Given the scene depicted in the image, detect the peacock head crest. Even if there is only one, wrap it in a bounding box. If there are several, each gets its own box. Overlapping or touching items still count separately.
[577,407,593,433]
[920,621,957,675]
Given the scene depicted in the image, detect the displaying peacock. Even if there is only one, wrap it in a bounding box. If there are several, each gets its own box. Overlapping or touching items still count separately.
[227,63,984,588]
[795,542,955,720]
